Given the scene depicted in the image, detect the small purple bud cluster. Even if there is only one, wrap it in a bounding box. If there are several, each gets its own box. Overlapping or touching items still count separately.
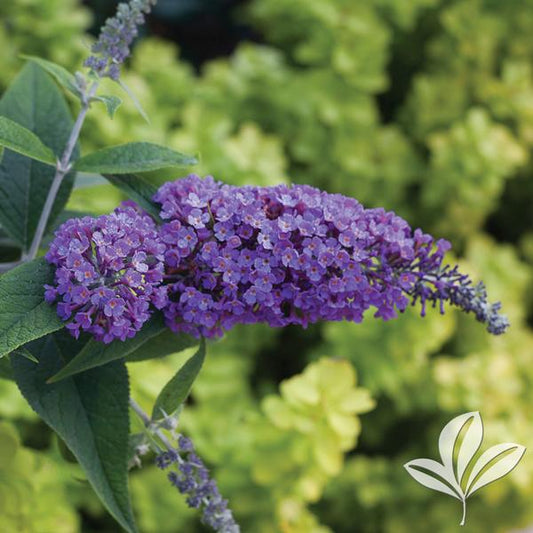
[84,0,156,80]
[410,264,509,335]
[154,175,509,338]
[45,203,167,343]
[458,284,509,335]
[156,436,239,533]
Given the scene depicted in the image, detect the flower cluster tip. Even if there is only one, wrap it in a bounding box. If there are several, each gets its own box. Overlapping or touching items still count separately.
[84,0,156,79]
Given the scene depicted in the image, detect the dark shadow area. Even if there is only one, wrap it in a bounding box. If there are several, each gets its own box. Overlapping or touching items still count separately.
[250,324,322,394]
[83,0,260,69]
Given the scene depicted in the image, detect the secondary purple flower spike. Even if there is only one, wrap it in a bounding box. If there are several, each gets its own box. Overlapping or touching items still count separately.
[84,0,156,80]
[156,435,240,533]
[45,203,167,343]
[154,175,509,338]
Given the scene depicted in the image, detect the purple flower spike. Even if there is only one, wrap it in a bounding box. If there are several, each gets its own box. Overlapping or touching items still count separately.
[45,203,167,343]
[84,0,157,80]
[154,175,509,338]
[156,435,239,533]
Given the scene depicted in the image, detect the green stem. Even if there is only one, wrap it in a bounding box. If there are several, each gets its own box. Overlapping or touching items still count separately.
[129,396,175,451]
[0,260,22,273]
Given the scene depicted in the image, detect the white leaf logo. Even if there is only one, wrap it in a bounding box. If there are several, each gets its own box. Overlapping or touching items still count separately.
[404,411,526,526]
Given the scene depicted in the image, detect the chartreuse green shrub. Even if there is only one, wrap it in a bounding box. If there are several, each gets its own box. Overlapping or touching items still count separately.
[173,355,374,533]
[1,0,533,531]
[0,0,89,91]
[0,422,80,532]
[420,109,526,239]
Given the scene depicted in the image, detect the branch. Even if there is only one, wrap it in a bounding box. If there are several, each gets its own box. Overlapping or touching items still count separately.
[24,81,99,261]
[0,260,22,273]
[129,396,175,451]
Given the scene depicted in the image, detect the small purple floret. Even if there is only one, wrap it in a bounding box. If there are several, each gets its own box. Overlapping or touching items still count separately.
[45,203,167,343]
[154,175,509,338]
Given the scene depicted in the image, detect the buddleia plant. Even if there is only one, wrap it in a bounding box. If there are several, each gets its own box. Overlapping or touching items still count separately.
[0,0,512,531]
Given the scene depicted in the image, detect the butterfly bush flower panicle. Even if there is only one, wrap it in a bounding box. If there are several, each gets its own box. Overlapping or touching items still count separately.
[84,0,157,80]
[154,175,509,338]
[156,435,240,533]
[45,202,167,343]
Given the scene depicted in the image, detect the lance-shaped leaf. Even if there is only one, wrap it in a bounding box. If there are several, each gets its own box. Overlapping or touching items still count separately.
[12,332,137,533]
[12,346,39,363]
[47,314,167,382]
[126,329,198,362]
[92,95,123,119]
[117,79,149,123]
[465,443,526,497]
[21,55,81,99]
[0,258,64,358]
[0,62,78,248]
[103,173,161,220]
[74,142,197,174]
[0,116,56,165]
[404,458,463,500]
[152,338,206,421]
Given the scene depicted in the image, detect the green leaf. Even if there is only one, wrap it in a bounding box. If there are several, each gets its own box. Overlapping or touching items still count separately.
[56,434,78,464]
[118,79,150,123]
[74,142,197,174]
[0,116,56,165]
[126,329,198,362]
[152,338,206,421]
[21,55,81,99]
[103,173,162,220]
[92,95,123,119]
[0,258,64,358]
[47,314,167,382]
[13,346,39,363]
[0,63,78,249]
[12,332,138,533]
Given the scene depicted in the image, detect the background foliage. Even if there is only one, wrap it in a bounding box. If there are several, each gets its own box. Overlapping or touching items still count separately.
[1,0,533,531]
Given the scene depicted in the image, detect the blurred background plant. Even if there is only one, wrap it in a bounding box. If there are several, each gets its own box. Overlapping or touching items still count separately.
[1,0,533,531]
